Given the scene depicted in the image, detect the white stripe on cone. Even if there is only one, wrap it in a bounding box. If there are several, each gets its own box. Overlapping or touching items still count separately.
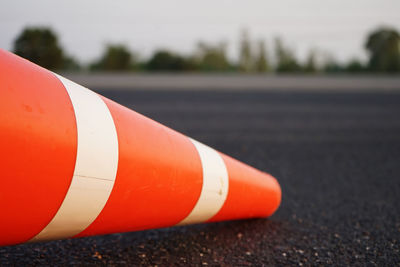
[30,74,230,240]
[30,74,119,242]
[177,139,229,225]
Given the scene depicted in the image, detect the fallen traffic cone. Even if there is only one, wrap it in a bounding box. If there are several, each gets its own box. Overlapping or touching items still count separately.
[0,49,281,247]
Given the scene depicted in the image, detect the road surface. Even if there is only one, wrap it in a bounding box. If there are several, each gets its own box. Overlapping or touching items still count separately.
[1,88,399,266]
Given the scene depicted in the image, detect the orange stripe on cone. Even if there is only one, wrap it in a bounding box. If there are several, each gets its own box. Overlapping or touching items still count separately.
[0,50,77,246]
[76,98,203,237]
[0,49,281,247]
[209,154,281,222]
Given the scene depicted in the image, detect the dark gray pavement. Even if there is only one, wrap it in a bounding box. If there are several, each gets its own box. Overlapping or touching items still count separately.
[1,88,400,266]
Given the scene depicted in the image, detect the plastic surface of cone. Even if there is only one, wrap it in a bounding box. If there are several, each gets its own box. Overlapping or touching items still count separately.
[0,49,281,246]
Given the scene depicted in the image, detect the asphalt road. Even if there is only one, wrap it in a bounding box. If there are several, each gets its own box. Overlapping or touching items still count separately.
[1,89,400,266]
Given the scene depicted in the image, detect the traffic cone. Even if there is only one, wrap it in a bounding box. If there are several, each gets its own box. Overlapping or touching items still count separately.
[0,49,281,246]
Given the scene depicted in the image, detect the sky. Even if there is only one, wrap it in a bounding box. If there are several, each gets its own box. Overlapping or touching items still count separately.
[1,0,399,64]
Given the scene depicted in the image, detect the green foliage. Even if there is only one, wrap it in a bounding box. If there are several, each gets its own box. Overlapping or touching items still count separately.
[323,61,344,73]
[12,25,400,74]
[13,27,65,70]
[365,27,400,72]
[194,42,231,72]
[345,59,365,73]
[62,56,81,71]
[254,40,269,72]
[274,38,301,73]
[90,45,134,71]
[303,50,318,73]
[146,50,193,71]
[239,30,253,72]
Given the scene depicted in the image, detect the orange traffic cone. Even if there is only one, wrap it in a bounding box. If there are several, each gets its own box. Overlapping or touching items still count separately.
[0,49,281,247]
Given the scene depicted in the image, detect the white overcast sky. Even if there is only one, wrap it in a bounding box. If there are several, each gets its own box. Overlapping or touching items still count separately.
[1,0,399,64]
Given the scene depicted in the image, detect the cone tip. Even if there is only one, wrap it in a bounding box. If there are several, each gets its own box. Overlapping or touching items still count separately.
[264,172,282,217]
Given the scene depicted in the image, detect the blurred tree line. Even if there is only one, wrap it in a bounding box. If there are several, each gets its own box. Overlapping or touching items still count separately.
[14,28,80,71]
[13,26,400,73]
